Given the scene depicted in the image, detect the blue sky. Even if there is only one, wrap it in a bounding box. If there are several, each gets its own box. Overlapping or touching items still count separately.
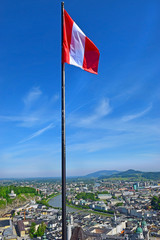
[0,0,160,178]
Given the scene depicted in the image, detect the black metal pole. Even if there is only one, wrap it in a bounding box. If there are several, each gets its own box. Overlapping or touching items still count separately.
[61,2,67,240]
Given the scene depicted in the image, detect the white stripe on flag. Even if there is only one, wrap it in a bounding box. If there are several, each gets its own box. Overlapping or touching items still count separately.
[70,22,86,68]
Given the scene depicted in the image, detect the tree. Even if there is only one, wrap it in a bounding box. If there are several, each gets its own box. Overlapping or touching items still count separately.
[112,196,117,199]
[36,222,46,237]
[151,196,160,210]
[115,202,123,207]
[76,192,96,201]
[29,222,36,239]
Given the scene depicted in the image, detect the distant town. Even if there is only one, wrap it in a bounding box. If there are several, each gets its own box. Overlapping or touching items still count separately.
[0,169,160,240]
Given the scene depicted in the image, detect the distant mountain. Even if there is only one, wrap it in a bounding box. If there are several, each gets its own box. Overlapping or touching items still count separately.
[84,170,120,178]
[83,169,160,181]
[103,169,142,179]
[99,169,160,181]
[141,172,160,180]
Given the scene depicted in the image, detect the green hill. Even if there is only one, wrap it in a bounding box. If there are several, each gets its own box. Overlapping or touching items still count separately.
[84,170,120,178]
[98,169,160,181]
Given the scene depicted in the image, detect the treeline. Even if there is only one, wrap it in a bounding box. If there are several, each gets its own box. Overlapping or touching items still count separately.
[99,170,160,181]
[151,196,160,210]
[36,192,59,208]
[94,209,114,214]
[96,191,109,194]
[36,200,51,208]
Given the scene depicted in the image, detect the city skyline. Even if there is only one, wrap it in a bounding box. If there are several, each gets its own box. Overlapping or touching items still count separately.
[0,0,160,177]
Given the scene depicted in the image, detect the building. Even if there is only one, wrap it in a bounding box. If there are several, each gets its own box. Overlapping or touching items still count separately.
[0,218,17,240]
[98,194,112,200]
[8,191,16,199]
[71,227,85,240]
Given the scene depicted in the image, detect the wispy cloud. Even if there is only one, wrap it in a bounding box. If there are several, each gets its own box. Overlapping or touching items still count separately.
[112,85,140,102]
[122,104,152,122]
[19,123,54,143]
[0,87,60,127]
[78,98,112,126]
[67,119,160,154]
[23,87,42,108]
[68,138,117,153]
[51,94,59,103]
[96,98,111,117]
[0,115,38,123]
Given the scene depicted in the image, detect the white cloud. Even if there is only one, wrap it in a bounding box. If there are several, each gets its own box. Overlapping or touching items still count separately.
[122,104,152,122]
[23,87,42,107]
[19,123,54,143]
[51,94,59,103]
[96,98,111,117]
[78,98,112,126]
[0,87,60,127]
[0,115,38,124]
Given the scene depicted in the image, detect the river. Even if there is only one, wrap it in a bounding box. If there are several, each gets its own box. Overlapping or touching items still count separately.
[48,194,80,213]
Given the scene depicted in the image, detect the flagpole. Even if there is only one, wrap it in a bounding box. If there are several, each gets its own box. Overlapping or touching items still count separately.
[61,2,67,240]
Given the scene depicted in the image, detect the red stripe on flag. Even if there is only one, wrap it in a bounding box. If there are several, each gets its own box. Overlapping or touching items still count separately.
[62,10,74,64]
[83,37,100,74]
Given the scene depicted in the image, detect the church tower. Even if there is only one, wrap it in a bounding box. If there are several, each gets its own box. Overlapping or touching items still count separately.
[141,219,149,240]
[136,222,144,240]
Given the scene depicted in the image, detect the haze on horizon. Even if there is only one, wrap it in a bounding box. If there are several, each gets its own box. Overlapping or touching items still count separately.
[0,0,160,178]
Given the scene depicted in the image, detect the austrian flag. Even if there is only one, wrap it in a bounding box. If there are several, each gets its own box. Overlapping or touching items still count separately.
[62,9,100,74]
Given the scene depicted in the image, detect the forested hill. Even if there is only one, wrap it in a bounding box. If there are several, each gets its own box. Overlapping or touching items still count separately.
[99,169,160,180]
[84,170,120,178]
[84,169,160,180]
[0,186,38,210]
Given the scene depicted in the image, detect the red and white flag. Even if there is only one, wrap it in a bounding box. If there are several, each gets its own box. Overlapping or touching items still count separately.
[62,9,100,74]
